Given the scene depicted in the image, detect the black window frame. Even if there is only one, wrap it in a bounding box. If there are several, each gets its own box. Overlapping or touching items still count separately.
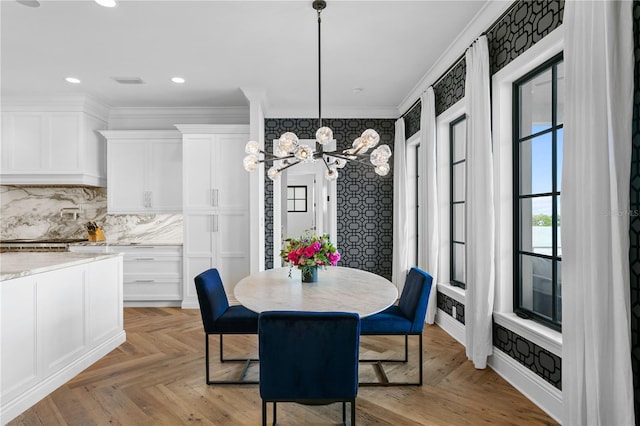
[287,185,308,213]
[512,52,563,331]
[450,114,467,289]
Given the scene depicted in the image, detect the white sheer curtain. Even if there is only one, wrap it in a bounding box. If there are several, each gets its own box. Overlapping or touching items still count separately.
[562,1,634,424]
[420,88,439,324]
[464,35,495,369]
[392,118,409,291]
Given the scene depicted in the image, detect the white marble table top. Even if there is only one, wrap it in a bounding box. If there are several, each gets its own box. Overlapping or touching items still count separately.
[0,252,122,281]
[234,267,398,318]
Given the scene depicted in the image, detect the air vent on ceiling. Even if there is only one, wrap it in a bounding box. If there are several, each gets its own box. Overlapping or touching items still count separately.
[112,77,145,85]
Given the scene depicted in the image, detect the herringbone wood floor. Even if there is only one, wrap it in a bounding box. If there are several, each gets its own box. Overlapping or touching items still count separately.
[9,308,558,425]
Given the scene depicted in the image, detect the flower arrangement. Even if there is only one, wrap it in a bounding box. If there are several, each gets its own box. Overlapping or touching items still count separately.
[280,233,341,280]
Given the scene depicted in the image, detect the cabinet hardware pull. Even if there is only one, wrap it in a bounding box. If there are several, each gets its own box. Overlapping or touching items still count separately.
[135,279,155,282]
[212,189,219,207]
[135,257,155,261]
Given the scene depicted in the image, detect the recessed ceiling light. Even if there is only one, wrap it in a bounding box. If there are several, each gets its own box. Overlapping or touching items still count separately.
[171,77,186,84]
[94,0,118,8]
[352,87,363,94]
[65,77,81,84]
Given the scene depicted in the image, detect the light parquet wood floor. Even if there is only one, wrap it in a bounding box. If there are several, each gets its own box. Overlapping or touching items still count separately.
[9,308,558,425]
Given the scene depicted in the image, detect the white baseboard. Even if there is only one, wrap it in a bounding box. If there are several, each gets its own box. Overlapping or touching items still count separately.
[435,308,465,345]
[1,331,126,425]
[434,310,562,423]
[124,301,181,308]
[488,349,562,423]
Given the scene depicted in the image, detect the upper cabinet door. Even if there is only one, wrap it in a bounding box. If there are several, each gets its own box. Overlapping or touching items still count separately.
[148,141,182,212]
[107,140,147,213]
[182,135,215,211]
[213,133,250,211]
[103,130,183,214]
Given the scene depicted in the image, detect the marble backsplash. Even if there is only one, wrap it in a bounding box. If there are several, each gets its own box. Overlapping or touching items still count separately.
[0,185,182,243]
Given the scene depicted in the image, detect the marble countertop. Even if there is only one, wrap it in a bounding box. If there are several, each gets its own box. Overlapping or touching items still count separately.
[70,240,182,247]
[0,252,123,281]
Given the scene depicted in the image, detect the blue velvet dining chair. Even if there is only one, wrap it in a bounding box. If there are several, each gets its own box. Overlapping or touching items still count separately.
[359,267,433,386]
[194,268,259,385]
[258,311,360,425]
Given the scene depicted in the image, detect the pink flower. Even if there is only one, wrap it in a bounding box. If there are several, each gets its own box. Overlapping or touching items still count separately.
[287,251,299,263]
[311,241,321,252]
[328,252,341,266]
[304,246,316,258]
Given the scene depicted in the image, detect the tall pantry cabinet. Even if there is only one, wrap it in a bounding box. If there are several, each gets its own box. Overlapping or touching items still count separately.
[177,125,250,309]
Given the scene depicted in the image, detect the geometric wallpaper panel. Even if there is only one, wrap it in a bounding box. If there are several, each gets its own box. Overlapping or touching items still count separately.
[263,118,395,280]
[403,102,421,140]
[630,0,640,418]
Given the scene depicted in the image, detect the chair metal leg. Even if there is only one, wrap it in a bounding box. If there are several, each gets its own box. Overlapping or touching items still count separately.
[359,333,423,386]
[359,334,408,363]
[273,402,277,426]
[351,399,356,425]
[262,400,267,426]
[220,333,259,363]
[205,333,258,385]
[342,401,346,425]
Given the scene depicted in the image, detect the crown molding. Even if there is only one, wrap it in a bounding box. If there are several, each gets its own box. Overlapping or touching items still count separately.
[175,124,250,134]
[99,129,181,140]
[265,105,397,119]
[396,0,514,115]
[108,106,249,123]
[1,95,110,122]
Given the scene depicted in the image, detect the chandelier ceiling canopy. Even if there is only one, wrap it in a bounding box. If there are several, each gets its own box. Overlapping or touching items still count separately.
[243,0,392,181]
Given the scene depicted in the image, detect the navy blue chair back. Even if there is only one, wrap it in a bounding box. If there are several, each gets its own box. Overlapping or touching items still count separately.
[195,268,231,333]
[259,311,360,401]
[397,267,433,333]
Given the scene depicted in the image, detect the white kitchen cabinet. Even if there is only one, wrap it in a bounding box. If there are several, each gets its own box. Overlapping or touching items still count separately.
[1,102,108,186]
[102,130,182,213]
[177,125,250,308]
[1,255,124,423]
[69,244,183,306]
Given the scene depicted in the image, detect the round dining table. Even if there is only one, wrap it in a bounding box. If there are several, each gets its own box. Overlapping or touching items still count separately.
[233,266,398,318]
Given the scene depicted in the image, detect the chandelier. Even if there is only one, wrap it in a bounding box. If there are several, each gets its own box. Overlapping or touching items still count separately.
[243,0,392,181]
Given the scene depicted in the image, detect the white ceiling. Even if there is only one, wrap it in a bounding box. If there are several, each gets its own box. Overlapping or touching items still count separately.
[1,0,490,117]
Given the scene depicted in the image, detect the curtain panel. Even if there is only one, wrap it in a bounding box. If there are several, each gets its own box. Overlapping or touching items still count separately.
[464,35,495,369]
[420,88,440,324]
[562,1,634,424]
[392,118,409,292]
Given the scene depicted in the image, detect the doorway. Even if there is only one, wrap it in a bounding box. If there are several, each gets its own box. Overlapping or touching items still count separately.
[272,139,337,267]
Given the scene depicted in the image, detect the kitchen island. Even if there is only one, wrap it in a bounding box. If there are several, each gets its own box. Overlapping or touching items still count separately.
[1,252,125,424]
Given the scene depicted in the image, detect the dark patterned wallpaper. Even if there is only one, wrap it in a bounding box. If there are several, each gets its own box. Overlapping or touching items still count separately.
[403,102,421,139]
[264,118,395,280]
[434,59,467,117]
[630,0,640,418]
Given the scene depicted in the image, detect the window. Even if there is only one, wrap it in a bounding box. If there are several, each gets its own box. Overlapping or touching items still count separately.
[513,53,564,330]
[287,185,307,212]
[450,115,467,289]
[406,137,420,268]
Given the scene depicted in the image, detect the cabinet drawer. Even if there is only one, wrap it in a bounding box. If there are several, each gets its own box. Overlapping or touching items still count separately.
[110,245,182,256]
[123,280,181,301]
[123,257,182,275]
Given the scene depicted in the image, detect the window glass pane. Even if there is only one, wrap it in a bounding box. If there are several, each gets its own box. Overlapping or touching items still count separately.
[294,200,305,212]
[294,187,305,199]
[557,128,563,191]
[557,61,565,125]
[452,119,466,163]
[288,187,294,198]
[453,242,465,283]
[453,203,465,242]
[453,163,465,202]
[556,261,562,322]
[519,68,552,138]
[520,255,553,319]
[556,196,562,257]
[519,133,552,195]
[520,196,553,254]
[287,200,295,211]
